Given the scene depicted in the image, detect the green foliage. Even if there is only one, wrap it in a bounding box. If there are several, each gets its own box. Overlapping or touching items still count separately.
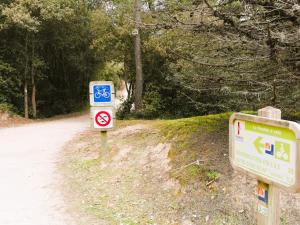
[0,102,14,113]
[0,64,22,113]
[207,170,220,181]
[117,98,134,119]
[0,60,15,73]
[141,84,162,118]
[93,62,122,90]
[0,0,99,117]
[1,0,299,118]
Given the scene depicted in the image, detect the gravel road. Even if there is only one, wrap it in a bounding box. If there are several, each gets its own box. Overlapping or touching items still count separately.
[0,115,88,225]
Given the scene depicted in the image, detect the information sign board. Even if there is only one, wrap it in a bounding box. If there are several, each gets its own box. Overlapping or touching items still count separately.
[229,113,300,192]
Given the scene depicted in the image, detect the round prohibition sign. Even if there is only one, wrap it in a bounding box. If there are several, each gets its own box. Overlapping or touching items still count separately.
[95,111,111,127]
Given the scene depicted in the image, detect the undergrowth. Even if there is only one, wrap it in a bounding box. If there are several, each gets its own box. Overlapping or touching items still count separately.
[0,103,14,115]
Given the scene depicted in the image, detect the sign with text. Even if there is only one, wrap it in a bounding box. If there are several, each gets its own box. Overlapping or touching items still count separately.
[91,107,114,130]
[229,113,300,192]
[89,81,115,106]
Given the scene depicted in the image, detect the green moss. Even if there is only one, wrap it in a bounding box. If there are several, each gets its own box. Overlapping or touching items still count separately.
[153,112,232,187]
[155,112,232,141]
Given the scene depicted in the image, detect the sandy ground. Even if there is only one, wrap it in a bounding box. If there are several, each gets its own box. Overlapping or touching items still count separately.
[61,121,300,225]
[61,124,180,225]
[0,115,89,225]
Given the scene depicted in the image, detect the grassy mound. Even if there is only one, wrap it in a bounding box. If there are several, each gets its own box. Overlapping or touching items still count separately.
[155,113,231,187]
[60,112,300,224]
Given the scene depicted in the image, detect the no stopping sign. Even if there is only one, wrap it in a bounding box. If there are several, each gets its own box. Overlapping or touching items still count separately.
[92,108,114,129]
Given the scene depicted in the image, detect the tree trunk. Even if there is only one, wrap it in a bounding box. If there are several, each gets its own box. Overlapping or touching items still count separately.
[133,0,143,112]
[24,80,29,118]
[31,41,37,118]
[267,25,277,106]
[24,33,29,119]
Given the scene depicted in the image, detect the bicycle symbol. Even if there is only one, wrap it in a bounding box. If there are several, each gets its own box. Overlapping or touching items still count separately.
[94,87,111,99]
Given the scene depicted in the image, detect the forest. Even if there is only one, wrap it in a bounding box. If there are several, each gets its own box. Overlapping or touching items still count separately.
[0,0,299,119]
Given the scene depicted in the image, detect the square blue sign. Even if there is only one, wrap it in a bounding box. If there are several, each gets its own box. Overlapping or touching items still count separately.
[93,85,112,103]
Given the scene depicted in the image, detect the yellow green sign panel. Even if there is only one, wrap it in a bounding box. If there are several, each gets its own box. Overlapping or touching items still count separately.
[232,119,297,187]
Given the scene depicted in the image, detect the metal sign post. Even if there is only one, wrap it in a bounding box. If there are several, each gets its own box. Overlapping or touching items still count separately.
[229,106,300,225]
[89,81,115,152]
[100,131,108,151]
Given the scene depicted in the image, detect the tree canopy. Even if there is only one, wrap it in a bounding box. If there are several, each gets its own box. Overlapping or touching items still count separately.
[0,0,299,118]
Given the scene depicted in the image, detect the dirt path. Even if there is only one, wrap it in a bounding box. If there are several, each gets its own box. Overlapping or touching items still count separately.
[61,123,181,225]
[0,115,89,225]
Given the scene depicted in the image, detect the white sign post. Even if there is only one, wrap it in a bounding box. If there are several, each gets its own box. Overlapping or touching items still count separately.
[89,81,116,151]
[229,107,300,225]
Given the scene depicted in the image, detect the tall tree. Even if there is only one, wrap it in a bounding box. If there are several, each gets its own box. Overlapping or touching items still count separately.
[133,0,143,111]
[0,0,97,117]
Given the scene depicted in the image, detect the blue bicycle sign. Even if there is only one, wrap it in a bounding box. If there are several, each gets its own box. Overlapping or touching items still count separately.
[93,85,111,103]
[89,81,114,106]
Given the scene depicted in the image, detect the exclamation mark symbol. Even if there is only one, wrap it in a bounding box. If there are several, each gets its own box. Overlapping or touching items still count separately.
[237,121,241,136]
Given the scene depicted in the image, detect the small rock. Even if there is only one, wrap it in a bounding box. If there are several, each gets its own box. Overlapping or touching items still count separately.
[205,215,210,222]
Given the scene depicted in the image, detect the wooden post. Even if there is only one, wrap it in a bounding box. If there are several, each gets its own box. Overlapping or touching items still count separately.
[257,106,281,225]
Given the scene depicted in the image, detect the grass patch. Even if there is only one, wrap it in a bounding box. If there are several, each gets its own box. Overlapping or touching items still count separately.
[155,112,232,141]
[77,158,100,170]
[207,170,220,181]
[154,112,232,187]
